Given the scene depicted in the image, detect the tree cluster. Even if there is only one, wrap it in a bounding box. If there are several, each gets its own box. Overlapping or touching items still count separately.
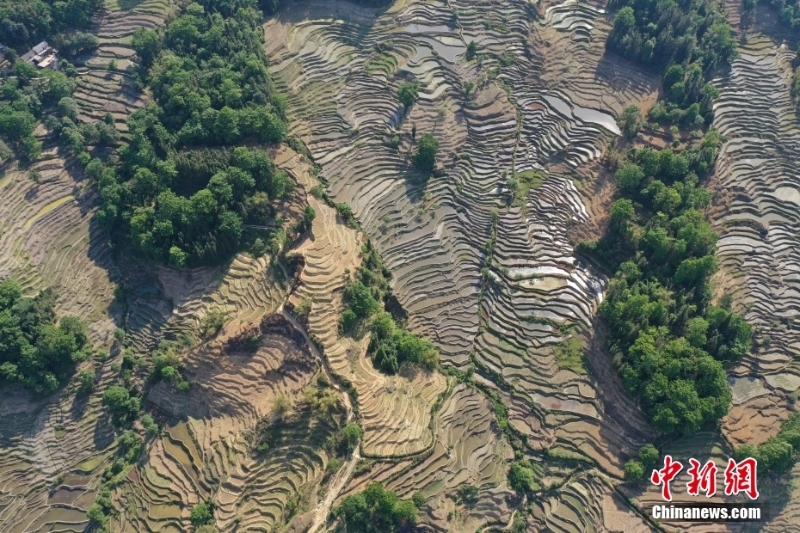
[737,413,800,474]
[607,0,737,73]
[340,241,439,375]
[752,0,800,28]
[0,63,78,161]
[102,385,142,425]
[624,444,660,481]
[606,0,736,124]
[581,131,752,436]
[190,500,215,528]
[508,460,536,493]
[646,63,720,128]
[0,0,103,49]
[0,280,89,394]
[334,482,421,533]
[95,1,295,267]
[368,311,438,374]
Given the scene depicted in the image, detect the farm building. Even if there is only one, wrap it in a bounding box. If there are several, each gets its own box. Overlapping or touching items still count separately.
[20,41,59,70]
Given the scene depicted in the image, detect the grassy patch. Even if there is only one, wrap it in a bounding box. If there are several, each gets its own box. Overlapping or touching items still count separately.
[365,53,397,75]
[553,337,587,375]
[509,169,547,206]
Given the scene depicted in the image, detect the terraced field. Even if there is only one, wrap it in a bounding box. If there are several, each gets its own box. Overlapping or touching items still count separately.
[709,31,800,532]
[2,0,800,530]
[279,148,448,459]
[117,327,330,532]
[711,36,800,443]
[0,0,173,531]
[264,0,658,517]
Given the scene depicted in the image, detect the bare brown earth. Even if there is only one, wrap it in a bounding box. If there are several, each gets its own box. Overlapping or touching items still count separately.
[0,0,175,530]
[707,26,800,531]
[1,0,798,530]
[261,0,667,530]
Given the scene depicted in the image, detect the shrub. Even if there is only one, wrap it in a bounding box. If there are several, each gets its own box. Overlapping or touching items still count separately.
[190,500,215,527]
[200,308,229,338]
[76,369,96,394]
[413,134,439,172]
[397,82,419,107]
[141,414,159,435]
[508,460,535,492]
[624,459,645,481]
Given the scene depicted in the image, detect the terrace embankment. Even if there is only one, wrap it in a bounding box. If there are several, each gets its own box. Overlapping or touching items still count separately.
[278,147,447,458]
[116,326,329,532]
[264,0,659,515]
[0,0,174,531]
[708,33,800,532]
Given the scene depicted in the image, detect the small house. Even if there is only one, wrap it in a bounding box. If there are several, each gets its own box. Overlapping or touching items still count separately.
[20,41,59,71]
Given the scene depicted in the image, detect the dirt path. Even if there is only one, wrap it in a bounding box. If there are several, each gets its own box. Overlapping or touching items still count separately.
[279,305,359,531]
[310,447,360,532]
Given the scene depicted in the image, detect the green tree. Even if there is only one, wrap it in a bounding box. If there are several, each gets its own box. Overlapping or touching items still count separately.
[609,198,635,232]
[0,282,89,394]
[508,460,535,492]
[615,164,645,193]
[190,500,215,527]
[413,133,439,172]
[335,483,419,532]
[466,40,478,60]
[340,423,363,453]
[619,105,642,138]
[397,82,418,108]
[132,28,162,68]
[624,459,645,481]
[638,444,660,469]
[344,281,379,319]
[58,97,79,119]
[102,385,140,424]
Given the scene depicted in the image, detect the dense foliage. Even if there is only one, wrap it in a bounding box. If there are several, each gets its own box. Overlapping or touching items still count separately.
[0,61,81,161]
[334,482,420,533]
[102,384,142,424]
[607,0,737,73]
[737,413,800,474]
[606,0,736,124]
[746,0,800,28]
[624,444,660,481]
[582,132,752,436]
[340,241,440,374]
[413,133,439,172]
[0,280,89,394]
[96,1,294,266]
[0,0,103,49]
[508,460,536,492]
[190,500,215,527]
[368,312,438,374]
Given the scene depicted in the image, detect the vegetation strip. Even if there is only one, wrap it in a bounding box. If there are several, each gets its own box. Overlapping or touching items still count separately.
[96,0,300,267]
